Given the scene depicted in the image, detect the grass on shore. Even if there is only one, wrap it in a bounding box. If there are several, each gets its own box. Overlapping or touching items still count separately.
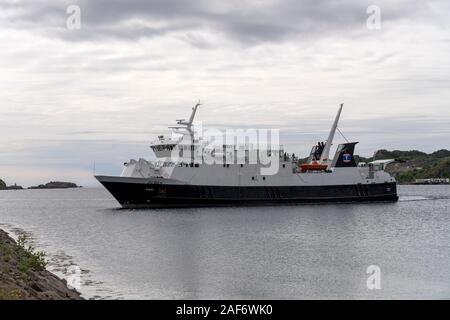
[0,288,22,299]
[0,234,48,299]
[15,235,48,272]
[1,234,47,272]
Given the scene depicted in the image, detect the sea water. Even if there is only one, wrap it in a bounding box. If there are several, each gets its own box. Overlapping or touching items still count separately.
[0,185,449,299]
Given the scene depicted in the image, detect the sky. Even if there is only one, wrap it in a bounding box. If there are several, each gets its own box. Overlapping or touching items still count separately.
[0,0,449,187]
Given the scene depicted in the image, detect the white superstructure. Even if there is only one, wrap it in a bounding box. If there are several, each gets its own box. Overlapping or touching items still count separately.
[117,103,395,187]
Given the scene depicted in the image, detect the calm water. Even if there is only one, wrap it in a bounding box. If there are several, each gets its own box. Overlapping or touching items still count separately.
[0,185,449,299]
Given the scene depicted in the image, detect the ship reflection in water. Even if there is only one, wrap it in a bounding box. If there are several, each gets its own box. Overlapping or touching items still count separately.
[0,185,449,299]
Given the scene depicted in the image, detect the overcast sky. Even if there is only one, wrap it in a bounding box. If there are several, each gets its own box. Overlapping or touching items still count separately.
[1,0,449,186]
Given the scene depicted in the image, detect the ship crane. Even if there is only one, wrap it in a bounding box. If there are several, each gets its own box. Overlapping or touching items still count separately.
[320,103,343,165]
[300,103,344,172]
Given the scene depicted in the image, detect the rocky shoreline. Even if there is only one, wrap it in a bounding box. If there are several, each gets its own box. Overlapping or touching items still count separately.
[0,228,83,300]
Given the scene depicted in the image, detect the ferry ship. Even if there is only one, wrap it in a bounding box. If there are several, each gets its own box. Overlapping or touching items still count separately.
[95,103,398,208]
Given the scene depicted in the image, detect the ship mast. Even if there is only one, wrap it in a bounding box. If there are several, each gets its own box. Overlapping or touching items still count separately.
[187,101,201,132]
[172,100,201,135]
[319,103,343,164]
[168,101,201,164]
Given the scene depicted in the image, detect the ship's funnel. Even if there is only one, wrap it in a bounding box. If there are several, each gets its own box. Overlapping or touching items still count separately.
[319,103,343,164]
[330,142,358,168]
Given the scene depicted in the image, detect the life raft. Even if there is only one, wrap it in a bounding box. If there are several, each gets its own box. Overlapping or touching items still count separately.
[299,162,328,172]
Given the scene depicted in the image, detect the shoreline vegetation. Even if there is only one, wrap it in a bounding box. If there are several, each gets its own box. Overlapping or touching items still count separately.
[0,229,83,300]
[0,181,81,191]
[356,149,450,184]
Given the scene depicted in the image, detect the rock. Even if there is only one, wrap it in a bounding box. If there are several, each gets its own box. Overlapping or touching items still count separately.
[30,282,43,292]
[0,228,84,300]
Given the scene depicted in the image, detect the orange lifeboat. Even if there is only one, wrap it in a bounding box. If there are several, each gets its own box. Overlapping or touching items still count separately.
[299,161,328,172]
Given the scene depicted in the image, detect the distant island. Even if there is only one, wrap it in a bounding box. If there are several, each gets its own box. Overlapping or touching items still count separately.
[0,180,23,190]
[0,180,24,190]
[28,181,81,189]
[0,180,80,190]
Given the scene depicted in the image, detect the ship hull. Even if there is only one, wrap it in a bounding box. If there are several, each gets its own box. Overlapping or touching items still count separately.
[96,176,399,208]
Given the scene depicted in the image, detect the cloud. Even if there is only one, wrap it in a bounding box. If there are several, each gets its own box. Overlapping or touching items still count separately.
[0,0,450,185]
[2,0,446,45]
